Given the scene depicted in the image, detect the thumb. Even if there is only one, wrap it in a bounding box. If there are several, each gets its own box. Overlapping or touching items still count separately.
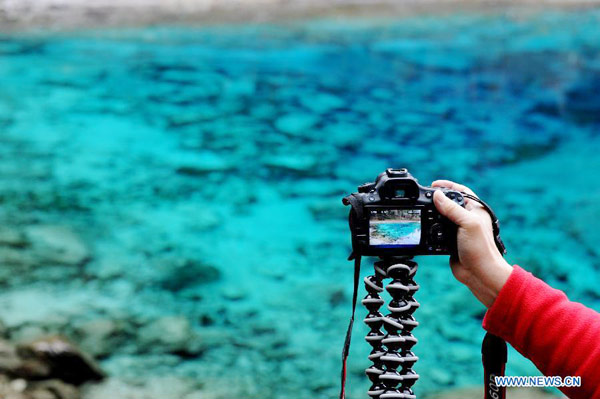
[433,190,474,227]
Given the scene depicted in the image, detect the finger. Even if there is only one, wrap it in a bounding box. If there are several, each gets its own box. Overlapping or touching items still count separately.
[431,180,477,197]
[465,199,485,211]
[465,201,477,211]
[433,190,476,227]
[432,180,479,210]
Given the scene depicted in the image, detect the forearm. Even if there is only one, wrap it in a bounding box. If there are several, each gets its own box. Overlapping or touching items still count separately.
[483,266,600,398]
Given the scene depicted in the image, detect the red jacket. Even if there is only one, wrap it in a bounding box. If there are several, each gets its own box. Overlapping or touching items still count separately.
[483,266,600,398]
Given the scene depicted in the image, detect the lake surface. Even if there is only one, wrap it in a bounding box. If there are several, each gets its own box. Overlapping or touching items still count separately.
[1,8,599,398]
[370,222,421,246]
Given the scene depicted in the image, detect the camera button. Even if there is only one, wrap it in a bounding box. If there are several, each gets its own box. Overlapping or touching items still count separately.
[425,191,432,198]
[430,223,445,243]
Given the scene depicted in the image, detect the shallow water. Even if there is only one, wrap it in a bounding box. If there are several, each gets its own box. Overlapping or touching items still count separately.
[371,222,421,246]
[1,8,600,399]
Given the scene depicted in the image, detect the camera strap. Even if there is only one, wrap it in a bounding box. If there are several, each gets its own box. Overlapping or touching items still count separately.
[339,251,361,399]
[482,332,507,399]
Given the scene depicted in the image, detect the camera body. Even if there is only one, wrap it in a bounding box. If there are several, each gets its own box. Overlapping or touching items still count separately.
[343,168,465,256]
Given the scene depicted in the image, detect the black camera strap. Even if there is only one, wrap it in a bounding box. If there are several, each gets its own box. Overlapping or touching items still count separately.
[482,332,508,399]
[339,251,361,399]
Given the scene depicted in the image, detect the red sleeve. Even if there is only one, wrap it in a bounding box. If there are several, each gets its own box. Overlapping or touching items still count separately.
[483,265,600,398]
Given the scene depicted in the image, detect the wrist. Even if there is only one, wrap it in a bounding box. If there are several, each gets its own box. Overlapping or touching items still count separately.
[486,258,513,300]
[467,258,513,308]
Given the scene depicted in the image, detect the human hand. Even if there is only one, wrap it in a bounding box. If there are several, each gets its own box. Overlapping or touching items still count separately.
[432,180,513,308]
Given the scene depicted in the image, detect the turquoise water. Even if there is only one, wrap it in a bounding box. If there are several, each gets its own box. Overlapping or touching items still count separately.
[1,9,600,398]
[371,222,421,246]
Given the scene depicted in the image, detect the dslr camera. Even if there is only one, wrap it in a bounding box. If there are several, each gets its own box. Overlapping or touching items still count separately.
[343,168,465,256]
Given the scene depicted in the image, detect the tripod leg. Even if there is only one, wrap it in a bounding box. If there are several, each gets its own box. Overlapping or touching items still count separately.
[380,257,420,399]
[363,259,387,398]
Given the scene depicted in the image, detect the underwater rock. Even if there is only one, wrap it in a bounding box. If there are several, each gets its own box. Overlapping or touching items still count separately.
[0,247,34,268]
[16,336,104,385]
[0,321,8,339]
[570,192,600,258]
[247,318,277,336]
[260,336,291,361]
[0,375,24,399]
[182,327,227,356]
[137,316,193,354]
[327,288,346,308]
[0,376,80,399]
[221,286,247,301]
[429,367,452,386]
[437,318,472,343]
[564,74,600,122]
[14,358,52,381]
[25,379,80,399]
[195,328,226,349]
[300,92,344,114]
[447,342,478,363]
[0,338,94,398]
[0,227,27,248]
[526,99,561,118]
[74,319,125,359]
[0,375,80,399]
[274,113,319,136]
[82,376,201,399]
[0,340,21,376]
[24,226,90,266]
[263,154,318,175]
[10,326,48,345]
[223,77,256,97]
[320,122,365,148]
[174,151,234,176]
[159,259,221,292]
[280,178,349,198]
[307,199,349,221]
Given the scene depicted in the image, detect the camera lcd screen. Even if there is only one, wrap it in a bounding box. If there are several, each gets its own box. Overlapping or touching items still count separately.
[369,209,421,248]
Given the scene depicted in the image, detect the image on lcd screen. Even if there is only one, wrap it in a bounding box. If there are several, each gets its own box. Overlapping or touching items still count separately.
[369,209,421,248]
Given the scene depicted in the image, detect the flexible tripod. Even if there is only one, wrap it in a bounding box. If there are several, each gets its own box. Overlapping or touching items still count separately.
[341,253,507,399]
[363,257,420,399]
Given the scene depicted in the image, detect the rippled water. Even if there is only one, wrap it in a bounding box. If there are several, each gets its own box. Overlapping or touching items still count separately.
[1,9,600,399]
